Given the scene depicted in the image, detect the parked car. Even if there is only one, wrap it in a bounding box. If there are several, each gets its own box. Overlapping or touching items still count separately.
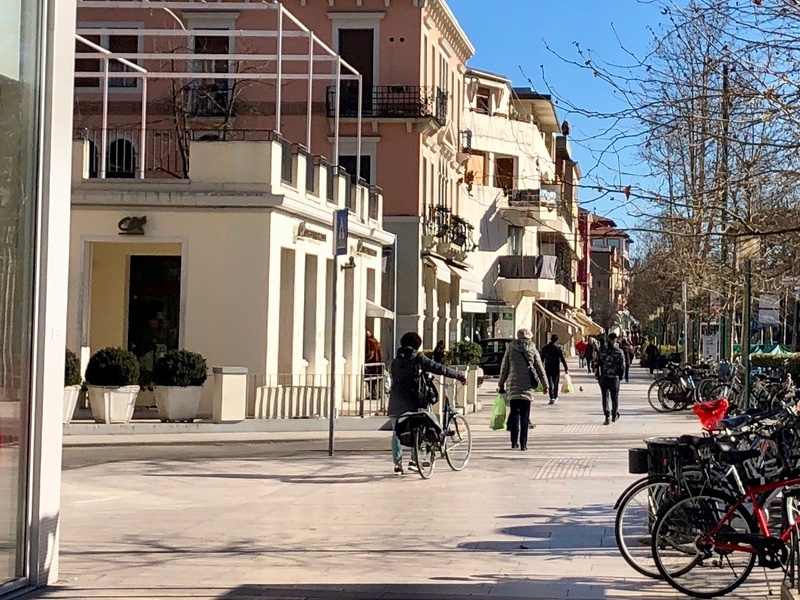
[477,338,512,377]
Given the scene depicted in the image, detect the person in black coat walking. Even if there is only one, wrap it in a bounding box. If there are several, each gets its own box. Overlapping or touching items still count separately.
[388,332,466,475]
[539,334,569,405]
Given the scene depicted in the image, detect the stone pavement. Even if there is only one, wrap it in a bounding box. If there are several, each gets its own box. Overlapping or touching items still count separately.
[39,361,784,599]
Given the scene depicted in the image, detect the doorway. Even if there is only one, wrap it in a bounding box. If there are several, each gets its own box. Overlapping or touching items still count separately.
[127,255,181,384]
[338,29,374,114]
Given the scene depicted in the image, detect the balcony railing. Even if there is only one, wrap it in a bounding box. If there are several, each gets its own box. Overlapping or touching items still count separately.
[425,205,477,251]
[507,185,574,229]
[326,85,448,126]
[497,255,557,279]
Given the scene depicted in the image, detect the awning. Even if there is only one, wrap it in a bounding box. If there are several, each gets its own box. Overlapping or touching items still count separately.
[423,256,450,284]
[449,265,483,294]
[571,310,604,335]
[534,302,582,334]
[462,300,488,314]
[365,299,395,320]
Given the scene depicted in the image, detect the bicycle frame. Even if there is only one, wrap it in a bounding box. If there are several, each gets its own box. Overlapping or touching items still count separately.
[704,474,800,552]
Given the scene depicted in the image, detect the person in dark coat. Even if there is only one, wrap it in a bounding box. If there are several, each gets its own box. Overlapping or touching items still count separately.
[584,337,598,373]
[595,332,626,425]
[540,334,569,405]
[497,328,548,451]
[618,336,635,383]
[432,340,447,364]
[645,341,661,375]
[388,331,466,475]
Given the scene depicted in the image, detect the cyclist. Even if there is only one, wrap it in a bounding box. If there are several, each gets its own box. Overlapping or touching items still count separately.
[388,331,466,475]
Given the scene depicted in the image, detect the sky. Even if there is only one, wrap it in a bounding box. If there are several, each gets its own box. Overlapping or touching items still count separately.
[448,0,668,233]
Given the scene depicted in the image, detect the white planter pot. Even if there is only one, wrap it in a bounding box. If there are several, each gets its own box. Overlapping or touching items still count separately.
[63,385,81,424]
[155,386,202,422]
[87,385,139,424]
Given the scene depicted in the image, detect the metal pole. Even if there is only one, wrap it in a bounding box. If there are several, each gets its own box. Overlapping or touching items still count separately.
[334,59,341,169]
[356,73,362,183]
[328,256,338,457]
[682,281,689,364]
[306,32,314,150]
[100,57,110,179]
[720,63,730,360]
[276,7,283,134]
[743,259,752,408]
[139,77,148,179]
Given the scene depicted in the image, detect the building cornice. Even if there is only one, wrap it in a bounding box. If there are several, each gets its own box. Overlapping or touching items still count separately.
[420,0,474,62]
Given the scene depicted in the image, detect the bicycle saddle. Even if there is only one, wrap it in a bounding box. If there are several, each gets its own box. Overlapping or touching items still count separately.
[719,448,760,465]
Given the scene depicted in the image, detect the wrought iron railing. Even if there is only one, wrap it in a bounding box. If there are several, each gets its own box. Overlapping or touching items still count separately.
[326,85,448,126]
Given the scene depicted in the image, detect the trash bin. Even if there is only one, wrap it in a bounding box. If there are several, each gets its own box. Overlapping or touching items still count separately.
[644,437,696,477]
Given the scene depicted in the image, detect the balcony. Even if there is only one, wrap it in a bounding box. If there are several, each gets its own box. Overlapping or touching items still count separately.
[495,255,575,306]
[422,205,477,261]
[498,184,575,244]
[326,85,448,127]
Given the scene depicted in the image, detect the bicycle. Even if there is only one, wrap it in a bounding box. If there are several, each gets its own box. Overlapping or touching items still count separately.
[651,408,800,598]
[395,381,472,480]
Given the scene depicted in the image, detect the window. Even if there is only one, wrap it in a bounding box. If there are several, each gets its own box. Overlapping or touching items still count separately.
[495,157,515,192]
[107,138,136,178]
[338,155,371,184]
[74,30,140,89]
[508,225,523,255]
[476,86,491,114]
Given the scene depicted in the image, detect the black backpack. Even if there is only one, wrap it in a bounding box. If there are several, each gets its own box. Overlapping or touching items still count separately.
[415,362,439,407]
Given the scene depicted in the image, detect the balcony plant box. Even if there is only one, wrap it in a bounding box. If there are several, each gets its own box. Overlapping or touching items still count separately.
[85,347,140,424]
[153,349,208,423]
[63,348,82,424]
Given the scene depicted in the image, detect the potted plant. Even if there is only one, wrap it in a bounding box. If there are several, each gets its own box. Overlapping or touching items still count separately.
[446,340,484,411]
[152,349,208,422]
[63,348,82,424]
[85,347,140,424]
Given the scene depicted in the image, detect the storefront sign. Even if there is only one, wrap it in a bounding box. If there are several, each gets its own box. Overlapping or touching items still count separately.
[297,222,327,243]
[118,216,147,235]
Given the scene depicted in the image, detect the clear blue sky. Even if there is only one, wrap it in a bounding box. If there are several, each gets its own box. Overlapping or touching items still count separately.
[449,0,667,232]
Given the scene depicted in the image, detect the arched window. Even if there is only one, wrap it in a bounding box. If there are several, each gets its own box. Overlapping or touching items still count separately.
[107,138,136,178]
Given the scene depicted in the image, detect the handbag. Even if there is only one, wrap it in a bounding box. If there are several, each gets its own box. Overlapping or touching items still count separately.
[415,366,439,407]
[518,348,540,389]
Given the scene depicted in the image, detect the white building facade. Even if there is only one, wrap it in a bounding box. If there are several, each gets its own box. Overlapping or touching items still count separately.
[457,68,597,348]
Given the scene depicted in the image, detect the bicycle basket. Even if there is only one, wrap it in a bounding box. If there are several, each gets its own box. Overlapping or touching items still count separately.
[394,412,441,448]
[644,437,697,476]
[692,398,730,431]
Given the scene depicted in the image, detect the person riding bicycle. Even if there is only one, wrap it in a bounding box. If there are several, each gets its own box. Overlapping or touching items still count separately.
[388,331,466,475]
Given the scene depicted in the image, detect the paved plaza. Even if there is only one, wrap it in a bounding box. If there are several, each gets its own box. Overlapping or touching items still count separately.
[39,362,782,599]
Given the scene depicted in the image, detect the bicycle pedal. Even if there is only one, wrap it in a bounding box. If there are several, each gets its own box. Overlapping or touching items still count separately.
[446,430,455,437]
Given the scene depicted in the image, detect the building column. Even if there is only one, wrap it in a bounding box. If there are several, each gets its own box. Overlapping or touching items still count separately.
[437,280,449,347]
[450,280,462,347]
[423,264,438,349]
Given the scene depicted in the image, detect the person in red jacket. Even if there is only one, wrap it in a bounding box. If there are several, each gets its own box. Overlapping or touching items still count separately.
[575,336,588,369]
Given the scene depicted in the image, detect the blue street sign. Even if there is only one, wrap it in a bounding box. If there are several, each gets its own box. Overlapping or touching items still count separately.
[333,209,349,256]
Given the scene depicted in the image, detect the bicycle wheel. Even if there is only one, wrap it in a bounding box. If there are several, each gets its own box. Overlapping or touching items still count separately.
[652,491,757,599]
[443,413,472,471]
[615,476,682,578]
[647,379,671,413]
[658,380,683,412]
[414,427,436,480]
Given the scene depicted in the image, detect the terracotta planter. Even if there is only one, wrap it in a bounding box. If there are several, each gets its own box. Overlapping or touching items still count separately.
[87,385,139,424]
[63,385,81,424]
[155,386,202,422]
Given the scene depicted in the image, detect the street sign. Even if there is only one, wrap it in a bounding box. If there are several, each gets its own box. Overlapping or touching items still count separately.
[333,209,349,256]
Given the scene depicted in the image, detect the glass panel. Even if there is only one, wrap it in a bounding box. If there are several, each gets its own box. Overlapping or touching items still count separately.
[0,0,41,586]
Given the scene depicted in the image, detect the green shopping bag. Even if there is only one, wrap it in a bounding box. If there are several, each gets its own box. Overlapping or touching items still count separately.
[534,379,544,393]
[490,394,506,430]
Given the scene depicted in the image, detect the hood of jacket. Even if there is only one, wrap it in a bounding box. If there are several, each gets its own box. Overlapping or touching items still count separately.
[396,346,418,360]
[510,339,532,352]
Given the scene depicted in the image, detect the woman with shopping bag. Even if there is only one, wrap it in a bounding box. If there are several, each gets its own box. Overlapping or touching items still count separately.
[497,329,548,451]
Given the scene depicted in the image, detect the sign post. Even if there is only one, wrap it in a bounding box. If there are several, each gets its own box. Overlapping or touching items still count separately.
[329,209,349,457]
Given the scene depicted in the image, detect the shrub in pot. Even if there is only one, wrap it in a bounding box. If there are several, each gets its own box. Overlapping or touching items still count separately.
[85,347,140,424]
[152,350,208,422]
[63,349,82,424]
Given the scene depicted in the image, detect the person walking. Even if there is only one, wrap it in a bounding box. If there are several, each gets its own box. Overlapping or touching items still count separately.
[595,332,626,425]
[497,328,548,451]
[584,336,598,373]
[645,340,661,375]
[575,336,588,369]
[540,334,569,405]
[619,335,635,383]
[388,331,466,475]
[365,330,384,400]
[432,340,447,364]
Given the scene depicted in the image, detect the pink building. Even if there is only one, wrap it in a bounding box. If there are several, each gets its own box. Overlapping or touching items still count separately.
[74,0,477,351]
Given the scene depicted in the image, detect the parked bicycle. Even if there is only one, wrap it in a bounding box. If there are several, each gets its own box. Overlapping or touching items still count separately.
[394,381,472,479]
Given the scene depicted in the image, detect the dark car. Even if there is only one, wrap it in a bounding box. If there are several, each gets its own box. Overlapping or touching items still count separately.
[477,338,512,377]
